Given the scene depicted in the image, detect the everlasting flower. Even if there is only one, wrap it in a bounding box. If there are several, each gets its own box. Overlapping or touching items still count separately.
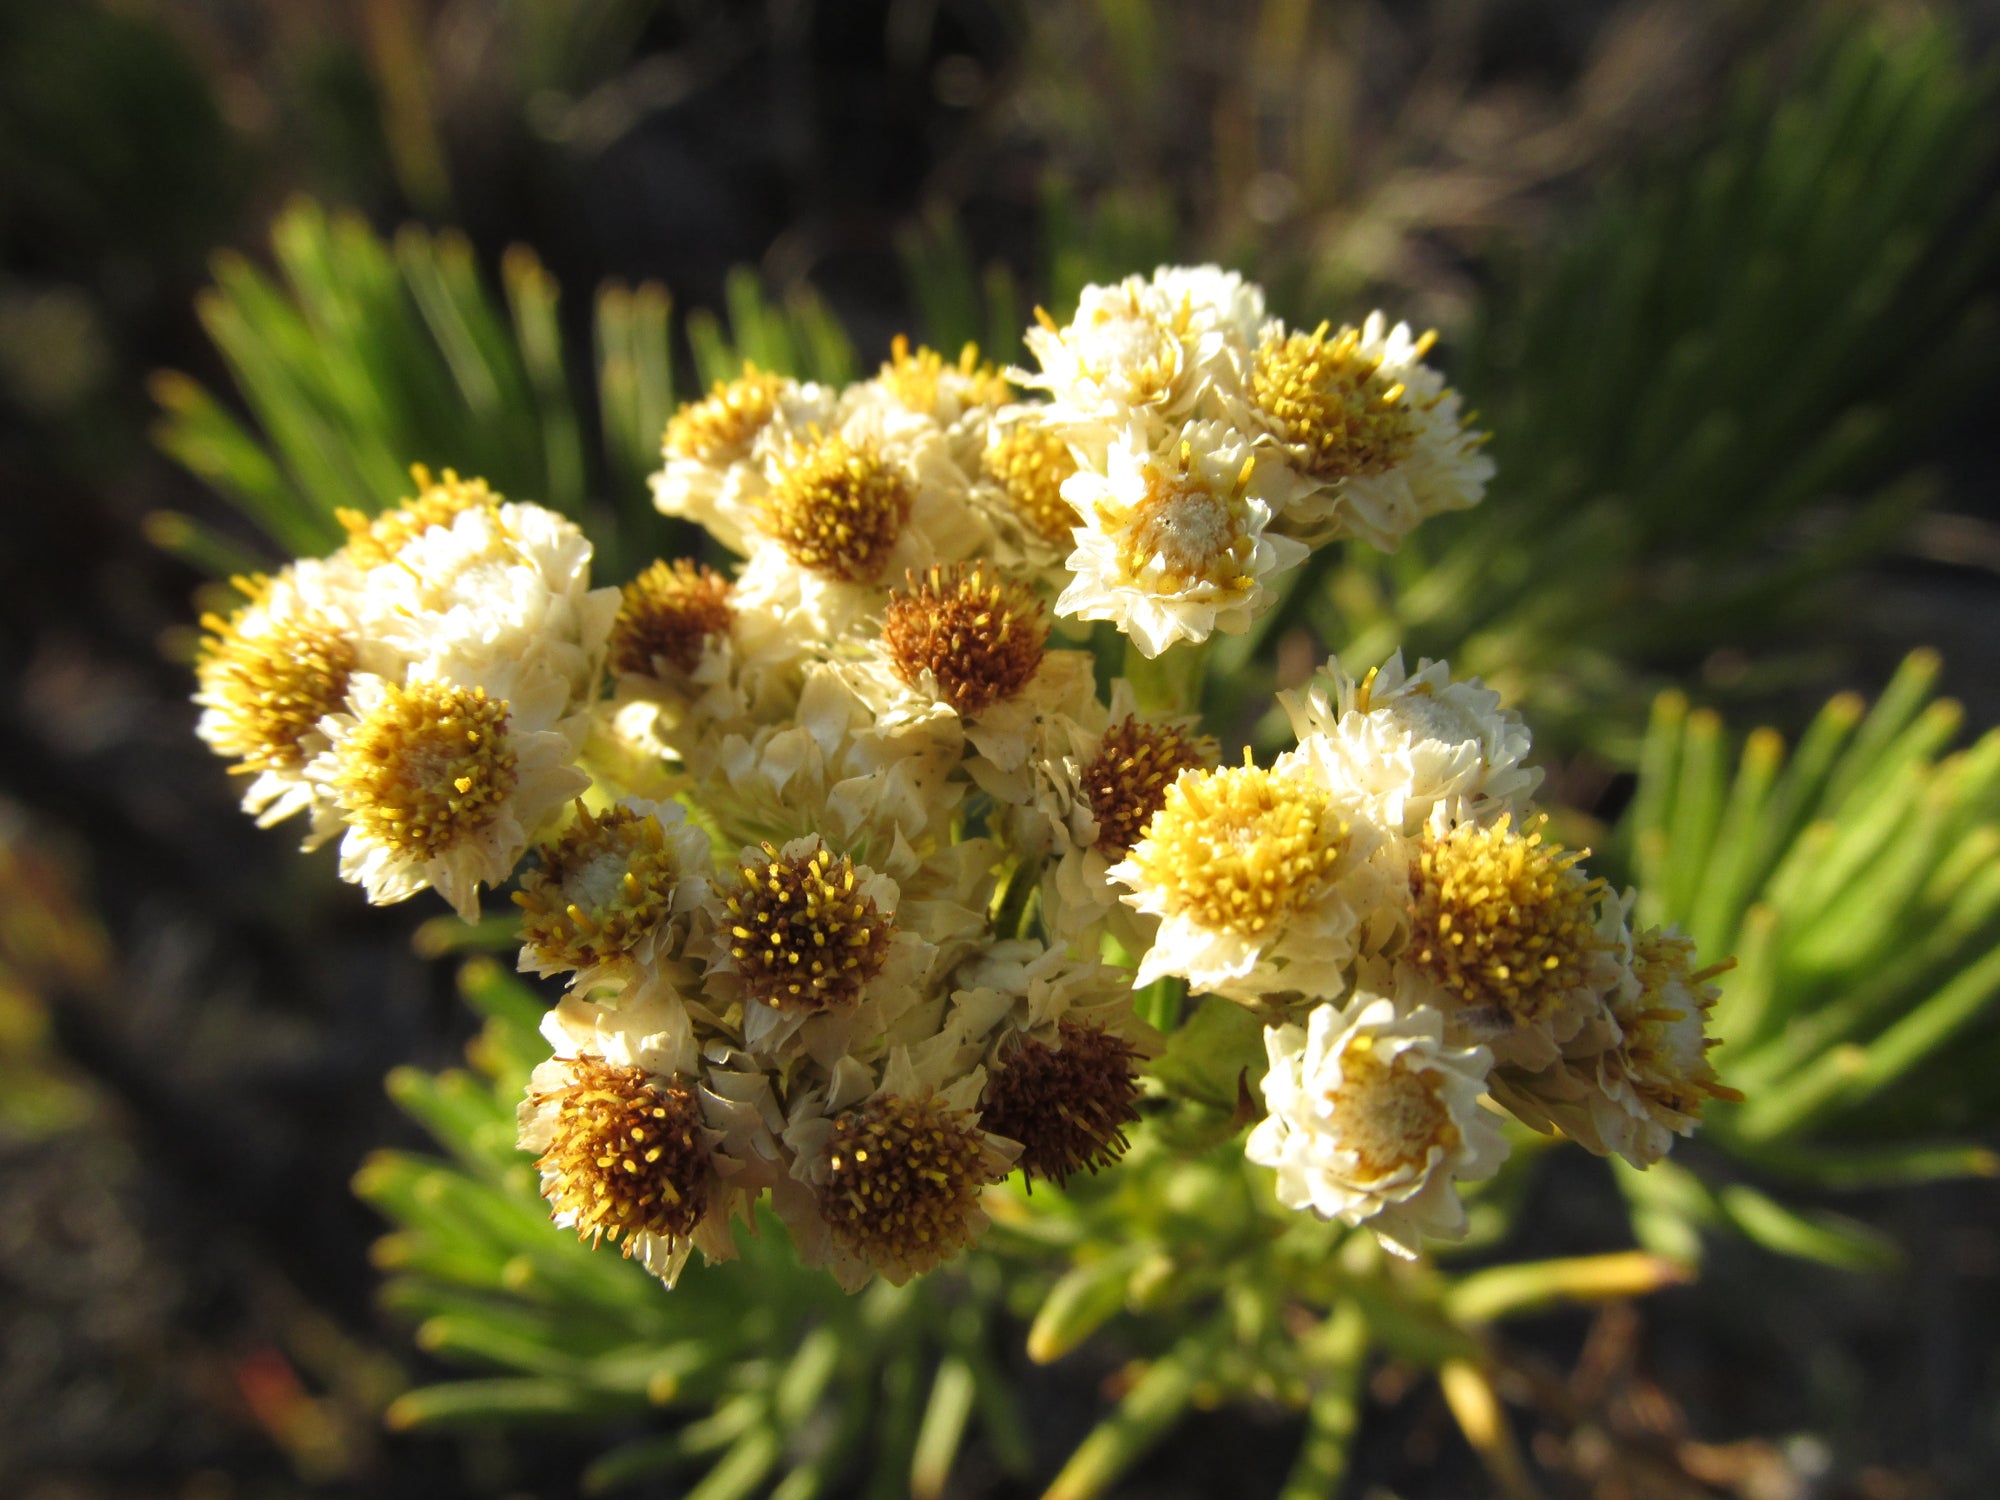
[1495,926,1739,1166]
[312,670,587,920]
[1246,994,1507,1257]
[1056,421,1309,657]
[780,1047,1018,1290]
[515,797,714,995]
[651,365,838,552]
[194,560,361,842]
[1111,754,1380,1000]
[1282,653,1540,835]
[1404,817,1630,1068]
[977,1016,1144,1185]
[1243,313,1492,551]
[1018,265,1261,425]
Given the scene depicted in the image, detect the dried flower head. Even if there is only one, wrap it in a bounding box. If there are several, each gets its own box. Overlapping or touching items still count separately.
[724,841,894,1012]
[1082,714,1211,857]
[978,1018,1142,1184]
[530,1057,714,1250]
[819,1093,1000,1278]
[1251,321,1418,481]
[756,434,912,583]
[664,364,790,463]
[881,562,1047,717]
[611,558,734,677]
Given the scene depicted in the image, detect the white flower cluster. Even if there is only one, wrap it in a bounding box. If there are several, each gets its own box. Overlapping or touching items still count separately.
[195,268,1730,1284]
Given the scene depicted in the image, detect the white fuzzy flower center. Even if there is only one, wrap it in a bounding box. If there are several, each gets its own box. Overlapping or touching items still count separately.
[1318,1040,1454,1181]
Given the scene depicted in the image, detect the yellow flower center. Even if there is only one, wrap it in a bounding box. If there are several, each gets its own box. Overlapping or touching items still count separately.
[880,562,1046,717]
[756,435,911,583]
[664,364,787,463]
[532,1057,713,1250]
[977,1018,1142,1185]
[1407,817,1606,1027]
[610,558,734,676]
[197,596,355,773]
[337,466,497,569]
[1128,761,1351,936]
[1082,715,1211,857]
[333,681,518,860]
[516,804,684,971]
[1106,442,1257,593]
[1326,1037,1457,1180]
[1251,323,1418,480]
[821,1094,995,1272]
[982,421,1079,546]
[879,335,1011,414]
[724,842,893,1011]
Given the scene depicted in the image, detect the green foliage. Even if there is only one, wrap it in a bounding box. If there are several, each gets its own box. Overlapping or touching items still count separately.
[1613,653,2000,1265]
[358,958,1031,1498]
[148,201,855,585]
[1244,17,2000,753]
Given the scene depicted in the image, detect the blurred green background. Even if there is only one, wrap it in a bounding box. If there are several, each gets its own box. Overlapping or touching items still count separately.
[3,1,1999,1497]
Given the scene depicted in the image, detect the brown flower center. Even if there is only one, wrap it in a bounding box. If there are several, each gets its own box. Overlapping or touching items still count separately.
[978,1018,1142,1185]
[611,558,734,676]
[881,562,1047,717]
[723,842,893,1011]
[821,1094,996,1273]
[1083,715,1211,857]
[532,1058,713,1250]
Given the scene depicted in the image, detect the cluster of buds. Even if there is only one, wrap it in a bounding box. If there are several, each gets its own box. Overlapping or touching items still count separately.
[195,266,1733,1287]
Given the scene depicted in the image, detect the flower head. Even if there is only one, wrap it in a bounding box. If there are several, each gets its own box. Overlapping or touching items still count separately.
[1246,995,1506,1257]
[977,1017,1143,1185]
[1056,421,1308,657]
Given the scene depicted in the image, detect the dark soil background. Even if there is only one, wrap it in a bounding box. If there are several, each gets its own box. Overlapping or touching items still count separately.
[2,2,1997,1497]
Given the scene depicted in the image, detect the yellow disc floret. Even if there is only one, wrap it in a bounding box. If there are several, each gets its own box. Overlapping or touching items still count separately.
[337,465,498,569]
[821,1094,997,1275]
[1408,816,1607,1027]
[332,680,517,860]
[724,842,893,1011]
[1325,1036,1458,1180]
[982,421,1079,546]
[531,1058,713,1250]
[1252,322,1418,481]
[516,803,684,972]
[1128,760,1351,937]
[881,562,1046,717]
[879,335,1011,414]
[610,558,734,676]
[664,363,788,463]
[197,590,356,773]
[756,434,911,583]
